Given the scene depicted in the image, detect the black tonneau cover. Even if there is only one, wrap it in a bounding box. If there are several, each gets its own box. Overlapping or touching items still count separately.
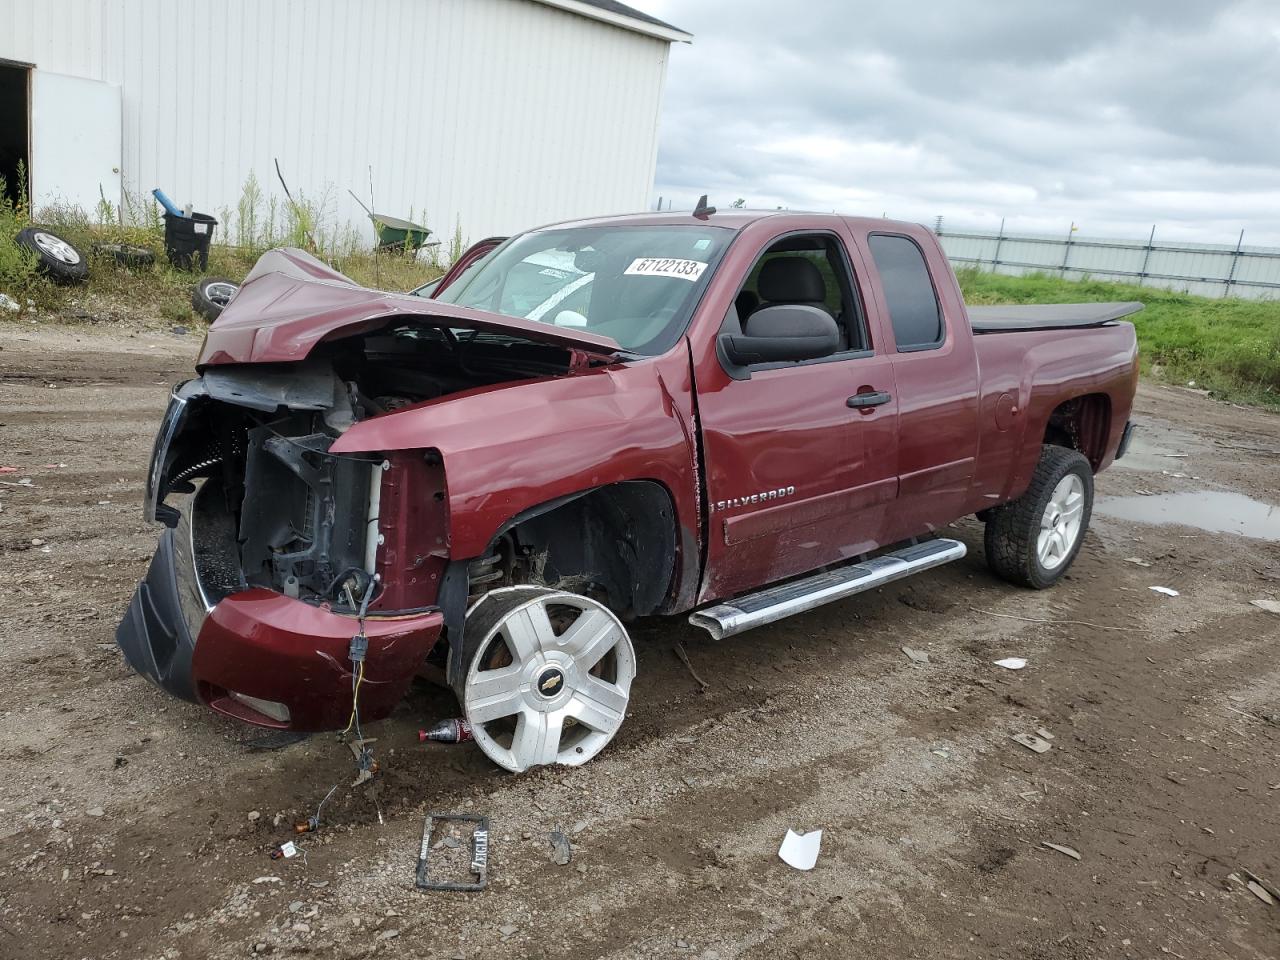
[968,301,1143,333]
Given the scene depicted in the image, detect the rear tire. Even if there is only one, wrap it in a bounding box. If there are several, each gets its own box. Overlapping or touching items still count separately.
[984,444,1093,589]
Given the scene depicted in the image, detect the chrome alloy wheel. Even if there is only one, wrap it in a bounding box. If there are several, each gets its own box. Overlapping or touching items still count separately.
[32,231,82,265]
[1037,473,1085,570]
[462,588,636,773]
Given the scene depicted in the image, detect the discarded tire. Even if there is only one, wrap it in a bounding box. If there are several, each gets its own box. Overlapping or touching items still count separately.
[191,277,239,321]
[15,227,89,285]
[94,242,156,270]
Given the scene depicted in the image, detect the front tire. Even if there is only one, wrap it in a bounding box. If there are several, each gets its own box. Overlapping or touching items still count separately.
[984,444,1093,589]
[456,586,636,773]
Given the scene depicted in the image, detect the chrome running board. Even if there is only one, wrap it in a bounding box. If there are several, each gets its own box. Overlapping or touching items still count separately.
[688,538,967,641]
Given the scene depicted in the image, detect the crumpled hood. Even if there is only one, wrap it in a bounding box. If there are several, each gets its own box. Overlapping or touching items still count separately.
[197,248,621,367]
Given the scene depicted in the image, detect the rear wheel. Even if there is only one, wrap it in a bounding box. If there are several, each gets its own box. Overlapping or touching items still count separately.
[984,444,1093,589]
[456,586,635,773]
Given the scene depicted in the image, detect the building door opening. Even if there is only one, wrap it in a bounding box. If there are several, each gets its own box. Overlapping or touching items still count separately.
[0,60,32,206]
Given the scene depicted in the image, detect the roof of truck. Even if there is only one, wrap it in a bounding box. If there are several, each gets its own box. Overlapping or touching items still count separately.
[539,209,927,234]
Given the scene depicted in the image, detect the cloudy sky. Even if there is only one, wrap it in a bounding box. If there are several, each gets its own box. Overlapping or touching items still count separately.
[635,1,1280,244]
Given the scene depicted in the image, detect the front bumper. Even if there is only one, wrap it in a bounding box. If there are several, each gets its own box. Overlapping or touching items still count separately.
[116,532,443,730]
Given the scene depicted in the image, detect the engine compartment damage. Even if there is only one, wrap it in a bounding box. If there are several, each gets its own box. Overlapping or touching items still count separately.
[150,320,593,612]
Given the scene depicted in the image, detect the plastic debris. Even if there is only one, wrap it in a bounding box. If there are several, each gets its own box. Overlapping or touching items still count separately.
[0,293,19,312]
[1150,586,1180,597]
[1243,868,1280,902]
[549,830,572,866]
[1250,599,1280,615]
[420,718,474,743]
[253,875,284,883]
[1036,727,1055,741]
[1041,841,1081,860]
[1011,733,1052,753]
[778,828,822,871]
[1247,881,1275,906]
[1123,557,1153,567]
[994,657,1027,670]
[901,646,930,664]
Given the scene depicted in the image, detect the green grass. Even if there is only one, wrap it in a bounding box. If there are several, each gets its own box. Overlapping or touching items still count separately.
[957,269,1280,408]
[0,176,447,328]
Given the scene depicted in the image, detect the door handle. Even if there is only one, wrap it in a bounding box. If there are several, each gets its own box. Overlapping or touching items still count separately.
[847,391,892,409]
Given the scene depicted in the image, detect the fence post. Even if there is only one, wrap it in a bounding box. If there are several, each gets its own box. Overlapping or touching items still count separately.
[1224,229,1244,298]
[1060,223,1074,276]
[992,218,1005,274]
[1137,225,1155,287]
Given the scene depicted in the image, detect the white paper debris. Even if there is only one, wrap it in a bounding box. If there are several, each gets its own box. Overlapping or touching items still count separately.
[778,829,822,871]
[994,657,1027,670]
[1150,586,1180,597]
[280,841,298,859]
[1123,557,1152,567]
[1041,841,1081,861]
[1250,599,1280,615]
[901,646,930,664]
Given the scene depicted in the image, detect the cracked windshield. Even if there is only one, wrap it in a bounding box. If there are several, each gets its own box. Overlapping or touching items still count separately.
[435,225,732,353]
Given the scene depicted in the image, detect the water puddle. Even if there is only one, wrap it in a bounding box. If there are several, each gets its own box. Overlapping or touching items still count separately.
[1095,490,1280,542]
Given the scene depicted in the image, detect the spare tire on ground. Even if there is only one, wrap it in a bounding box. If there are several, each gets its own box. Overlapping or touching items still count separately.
[15,227,89,284]
[93,242,156,270]
[191,276,239,321]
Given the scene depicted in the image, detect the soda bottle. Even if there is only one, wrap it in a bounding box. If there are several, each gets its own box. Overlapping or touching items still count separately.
[419,718,473,743]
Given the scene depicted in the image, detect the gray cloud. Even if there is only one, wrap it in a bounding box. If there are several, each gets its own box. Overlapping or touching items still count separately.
[638,1,1280,244]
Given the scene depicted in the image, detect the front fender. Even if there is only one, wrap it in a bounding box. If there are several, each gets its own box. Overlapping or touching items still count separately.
[330,351,702,585]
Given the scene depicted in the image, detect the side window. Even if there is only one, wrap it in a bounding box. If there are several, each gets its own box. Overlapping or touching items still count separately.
[736,234,868,353]
[868,234,943,351]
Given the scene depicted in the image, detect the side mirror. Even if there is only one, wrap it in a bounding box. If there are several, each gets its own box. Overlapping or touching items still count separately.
[719,304,840,365]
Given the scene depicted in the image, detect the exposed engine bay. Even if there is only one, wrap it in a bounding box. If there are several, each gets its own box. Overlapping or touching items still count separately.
[149,322,588,611]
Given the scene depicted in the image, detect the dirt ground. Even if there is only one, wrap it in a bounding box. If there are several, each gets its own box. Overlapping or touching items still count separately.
[1,320,1278,960]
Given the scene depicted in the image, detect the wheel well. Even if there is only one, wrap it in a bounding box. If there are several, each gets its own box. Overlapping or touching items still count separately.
[1043,393,1111,470]
[473,481,679,620]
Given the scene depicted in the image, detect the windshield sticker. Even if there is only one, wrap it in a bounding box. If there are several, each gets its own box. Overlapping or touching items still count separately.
[624,257,708,282]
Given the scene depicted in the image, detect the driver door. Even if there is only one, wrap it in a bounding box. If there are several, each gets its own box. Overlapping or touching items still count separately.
[692,227,900,602]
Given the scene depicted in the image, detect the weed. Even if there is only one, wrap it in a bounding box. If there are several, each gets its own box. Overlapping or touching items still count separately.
[957,269,1280,407]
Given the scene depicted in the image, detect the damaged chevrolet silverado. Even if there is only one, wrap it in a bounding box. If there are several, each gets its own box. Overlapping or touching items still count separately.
[117,209,1140,772]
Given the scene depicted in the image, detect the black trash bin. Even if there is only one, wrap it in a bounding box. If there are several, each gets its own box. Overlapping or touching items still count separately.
[163,212,217,271]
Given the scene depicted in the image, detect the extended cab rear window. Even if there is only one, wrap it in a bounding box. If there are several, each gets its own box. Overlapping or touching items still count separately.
[868,234,944,351]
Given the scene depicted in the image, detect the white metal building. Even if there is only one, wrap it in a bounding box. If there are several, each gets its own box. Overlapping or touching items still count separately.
[0,0,689,246]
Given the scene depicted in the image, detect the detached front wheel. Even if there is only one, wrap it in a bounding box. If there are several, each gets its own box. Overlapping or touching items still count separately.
[456,586,636,773]
[984,444,1094,589]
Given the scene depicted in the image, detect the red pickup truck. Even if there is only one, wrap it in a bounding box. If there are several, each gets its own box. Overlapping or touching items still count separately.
[118,210,1139,772]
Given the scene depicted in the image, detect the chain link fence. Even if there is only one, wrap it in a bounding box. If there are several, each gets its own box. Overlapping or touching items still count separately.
[934,223,1280,300]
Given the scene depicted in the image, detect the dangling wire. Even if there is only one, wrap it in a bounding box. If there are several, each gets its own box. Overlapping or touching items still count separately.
[340,577,377,745]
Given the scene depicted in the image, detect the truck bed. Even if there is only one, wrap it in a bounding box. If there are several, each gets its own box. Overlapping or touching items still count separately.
[968,301,1143,333]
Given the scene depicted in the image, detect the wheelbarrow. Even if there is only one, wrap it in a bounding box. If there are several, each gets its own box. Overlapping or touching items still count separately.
[348,190,437,253]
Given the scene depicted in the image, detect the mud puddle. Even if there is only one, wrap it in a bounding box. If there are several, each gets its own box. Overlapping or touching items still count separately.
[1095,488,1280,541]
